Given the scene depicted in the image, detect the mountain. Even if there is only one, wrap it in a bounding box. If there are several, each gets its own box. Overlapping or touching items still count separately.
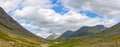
[70,25,106,37]
[0,7,49,47]
[46,33,60,40]
[58,30,73,39]
[50,23,120,47]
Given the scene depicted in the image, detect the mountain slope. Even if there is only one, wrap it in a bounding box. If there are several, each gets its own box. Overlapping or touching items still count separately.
[50,23,120,47]
[71,25,106,37]
[0,7,49,47]
[58,30,73,39]
[46,33,60,40]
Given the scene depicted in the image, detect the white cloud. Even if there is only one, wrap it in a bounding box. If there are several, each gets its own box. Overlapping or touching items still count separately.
[12,6,117,35]
[0,0,118,38]
[62,0,120,20]
[101,19,117,27]
[21,22,51,38]
[0,0,23,12]
[23,0,52,8]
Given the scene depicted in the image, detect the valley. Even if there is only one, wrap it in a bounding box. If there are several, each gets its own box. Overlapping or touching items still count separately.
[0,7,120,47]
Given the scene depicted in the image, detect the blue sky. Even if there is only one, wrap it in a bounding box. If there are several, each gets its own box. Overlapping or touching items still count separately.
[51,0,69,15]
[51,0,98,18]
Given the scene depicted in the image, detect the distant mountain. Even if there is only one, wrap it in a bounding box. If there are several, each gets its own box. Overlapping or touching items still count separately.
[50,23,120,47]
[58,30,73,39]
[0,7,48,47]
[46,33,60,40]
[70,25,107,37]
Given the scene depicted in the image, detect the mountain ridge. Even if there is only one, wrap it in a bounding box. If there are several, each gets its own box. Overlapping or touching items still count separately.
[58,25,107,39]
[46,33,60,40]
[58,30,73,39]
[50,23,120,47]
[70,25,107,37]
[0,7,49,47]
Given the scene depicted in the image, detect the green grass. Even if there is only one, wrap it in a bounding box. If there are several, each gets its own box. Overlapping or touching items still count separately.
[0,29,40,47]
[0,24,49,47]
[49,26,120,47]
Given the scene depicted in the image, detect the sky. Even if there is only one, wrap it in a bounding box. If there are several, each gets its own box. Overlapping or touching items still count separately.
[0,0,120,38]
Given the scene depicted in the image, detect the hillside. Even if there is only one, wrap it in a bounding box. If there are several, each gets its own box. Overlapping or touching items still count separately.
[46,33,60,40]
[70,25,106,37]
[0,7,49,47]
[58,30,73,39]
[50,23,120,47]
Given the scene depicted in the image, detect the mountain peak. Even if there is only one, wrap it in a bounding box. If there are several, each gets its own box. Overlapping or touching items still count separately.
[95,25,105,27]
[91,25,105,29]
[0,7,2,9]
[66,30,73,32]
[70,25,107,37]
[0,7,5,13]
[0,7,9,18]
